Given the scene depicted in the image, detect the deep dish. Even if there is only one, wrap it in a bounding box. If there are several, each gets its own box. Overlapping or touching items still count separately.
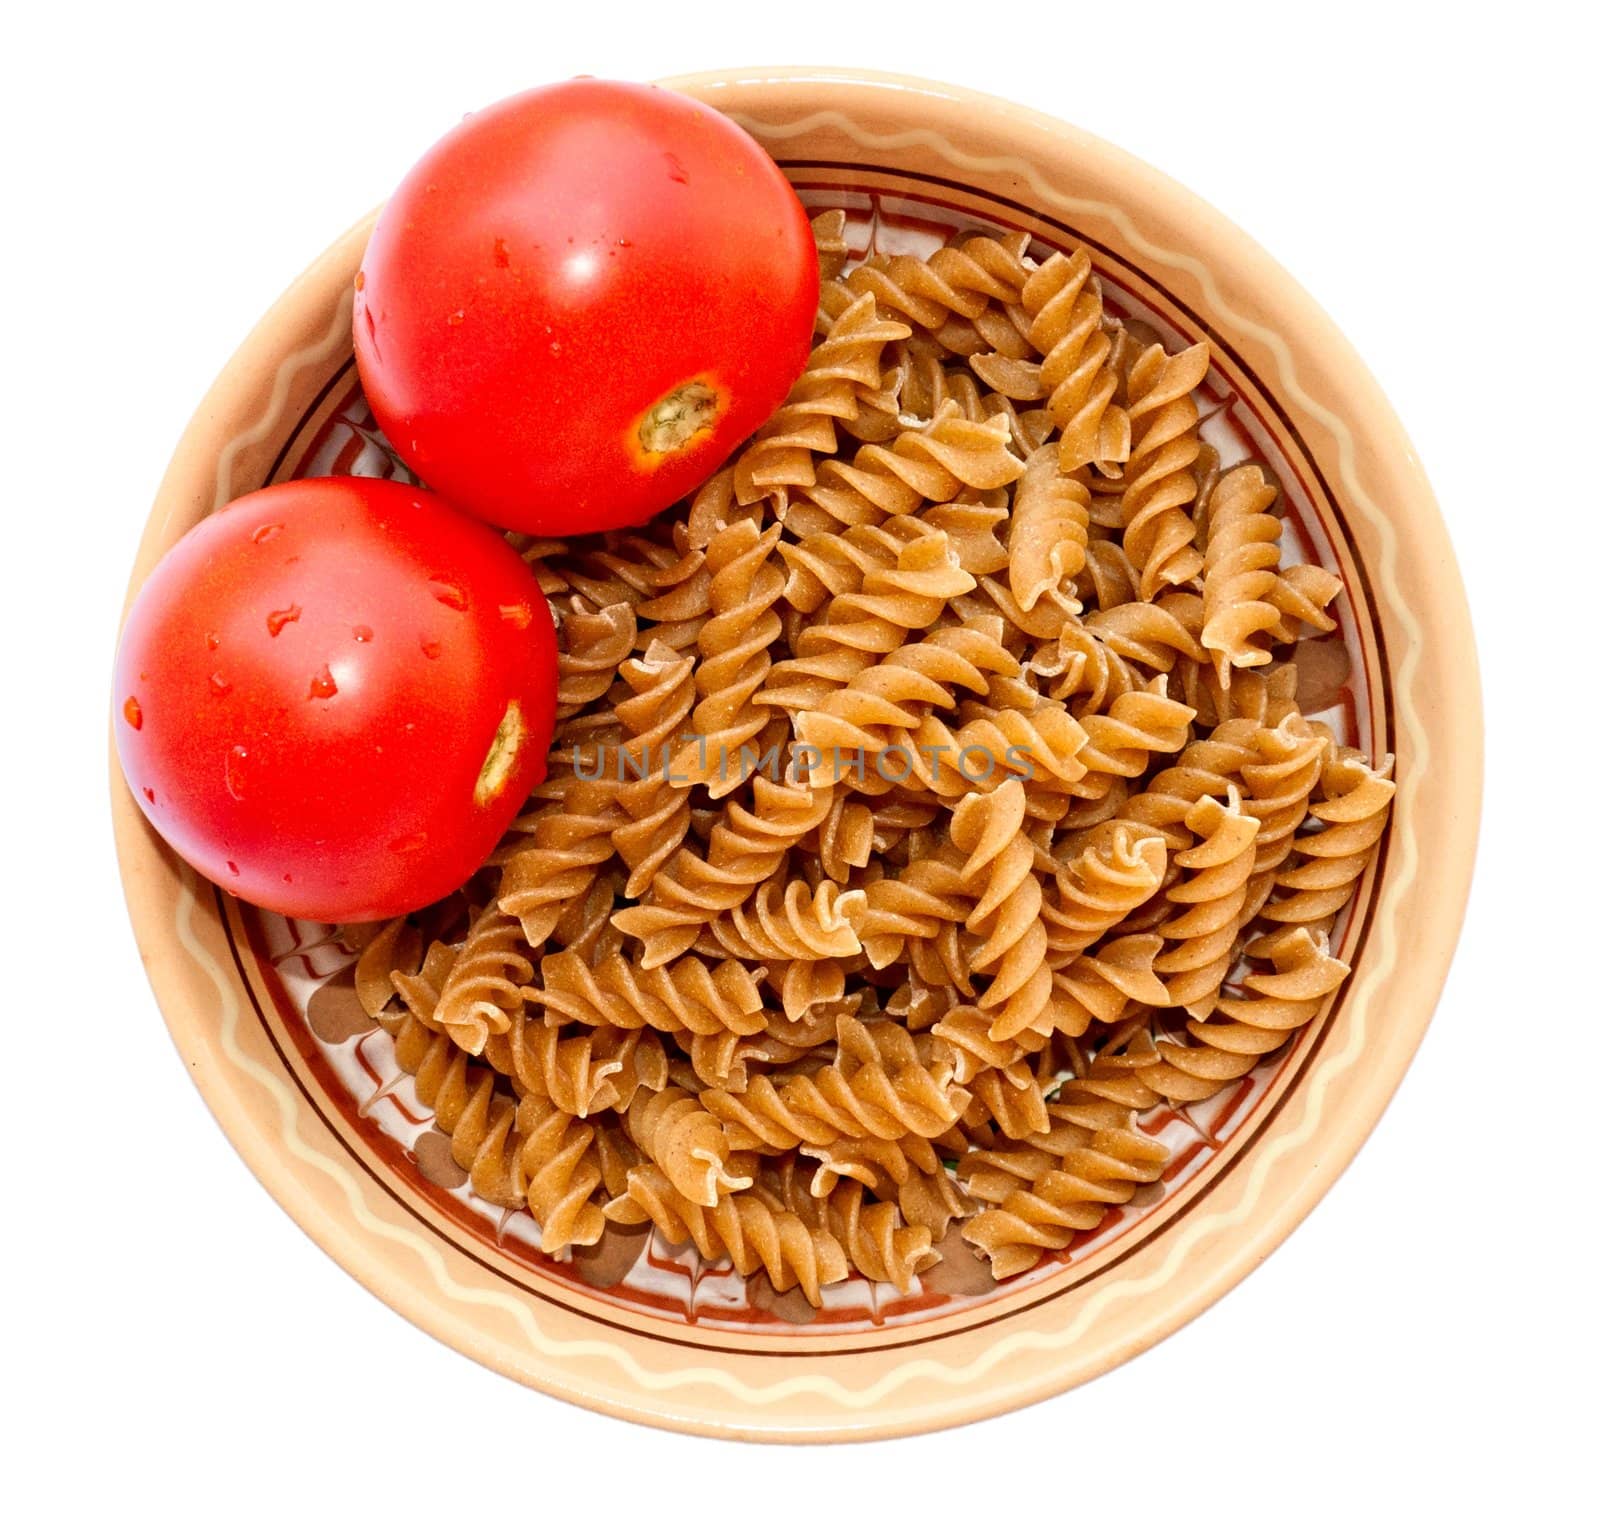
[113,69,1478,1439]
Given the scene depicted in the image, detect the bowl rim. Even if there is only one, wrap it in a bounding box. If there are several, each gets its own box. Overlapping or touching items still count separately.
[112,65,1482,1441]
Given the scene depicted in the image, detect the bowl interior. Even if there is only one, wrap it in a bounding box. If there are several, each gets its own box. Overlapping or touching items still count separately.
[231,182,1388,1336]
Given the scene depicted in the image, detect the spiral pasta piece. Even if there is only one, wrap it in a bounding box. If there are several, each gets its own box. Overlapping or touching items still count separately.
[1074,678,1196,790]
[1258,749,1395,936]
[479,1010,668,1119]
[1085,595,1206,675]
[705,877,866,963]
[1007,442,1090,614]
[366,944,520,1200]
[1032,622,1140,715]
[1268,563,1343,640]
[959,1111,1169,1277]
[1043,932,1168,1036]
[809,787,875,884]
[785,1177,938,1292]
[611,642,695,895]
[840,244,1018,331]
[613,778,839,964]
[703,1018,970,1149]
[788,1133,973,1243]
[942,780,1051,1040]
[531,949,767,1039]
[663,517,788,799]
[1154,790,1260,1017]
[510,1092,608,1253]
[1239,714,1329,875]
[790,1132,926,1194]
[1116,341,1210,598]
[734,291,911,509]
[623,1087,750,1207]
[1143,927,1351,1103]
[919,700,1092,794]
[963,1063,1052,1139]
[555,600,638,717]
[774,518,921,616]
[787,401,1024,536]
[1200,464,1286,682]
[1042,822,1169,962]
[608,1163,848,1306]
[791,529,976,660]
[1172,652,1301,729]
[496,779,623,948]
[857,850,971,968]
[794,623,1022,764]
[930,1004,1047,1083]
[547,528,708,657]
[1110,718,1261,844]
[431,905,535,1057]
[1010,248,1130,472]
[759,957,851,1024]
[900,340,987,421]
[798,209,846,284]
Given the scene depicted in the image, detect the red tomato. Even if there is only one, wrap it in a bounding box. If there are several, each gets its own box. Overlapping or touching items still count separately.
[114,478,558,921]
[353,79,818,534]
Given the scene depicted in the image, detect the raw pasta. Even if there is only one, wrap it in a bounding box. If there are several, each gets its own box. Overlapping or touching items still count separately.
[350,212,1395,1302]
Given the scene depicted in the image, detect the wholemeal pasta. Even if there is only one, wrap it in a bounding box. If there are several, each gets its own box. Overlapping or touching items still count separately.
[350,212,1394,1305]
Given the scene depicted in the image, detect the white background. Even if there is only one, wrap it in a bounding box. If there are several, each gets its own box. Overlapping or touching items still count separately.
[6,1,1595,1510]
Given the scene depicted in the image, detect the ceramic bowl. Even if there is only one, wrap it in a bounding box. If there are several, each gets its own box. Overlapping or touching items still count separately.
[112,67,1481,1441]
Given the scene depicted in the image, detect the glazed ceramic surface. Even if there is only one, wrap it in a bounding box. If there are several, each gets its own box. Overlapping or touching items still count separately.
[113,69,1481,1440]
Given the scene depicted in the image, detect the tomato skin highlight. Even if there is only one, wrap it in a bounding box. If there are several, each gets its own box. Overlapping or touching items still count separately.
[353,79,818,534]
[114,478,558,921]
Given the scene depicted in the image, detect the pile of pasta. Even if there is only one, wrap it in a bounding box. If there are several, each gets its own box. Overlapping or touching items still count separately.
[350,211,1396,1302]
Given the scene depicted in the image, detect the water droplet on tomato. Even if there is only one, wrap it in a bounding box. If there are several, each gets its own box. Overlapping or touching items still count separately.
[549,340,562,356]
[209,672,231,697]
[252,523,283,545]
[225,745,249,799]
[617,237,631,248]
[308,665,338,699]
[665,152,689,184]
[429,579,467,611]
[420,638,442,660]
[142,786,156,805]
[226,860,240,877]
[123,696,143,730]
[499,603,532,628]
[352,624,374,642]
[266,604,302,637]
[282,873,293,884]
[446,308,465,327]
[390,832,428,855]
[204,631,220,652]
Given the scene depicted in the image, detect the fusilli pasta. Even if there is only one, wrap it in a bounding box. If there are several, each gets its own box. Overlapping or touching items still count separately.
[348,212,1393,1304]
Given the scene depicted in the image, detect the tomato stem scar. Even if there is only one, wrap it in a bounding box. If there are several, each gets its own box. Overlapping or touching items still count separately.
[474,700,524,806]
[638,381,719,454]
